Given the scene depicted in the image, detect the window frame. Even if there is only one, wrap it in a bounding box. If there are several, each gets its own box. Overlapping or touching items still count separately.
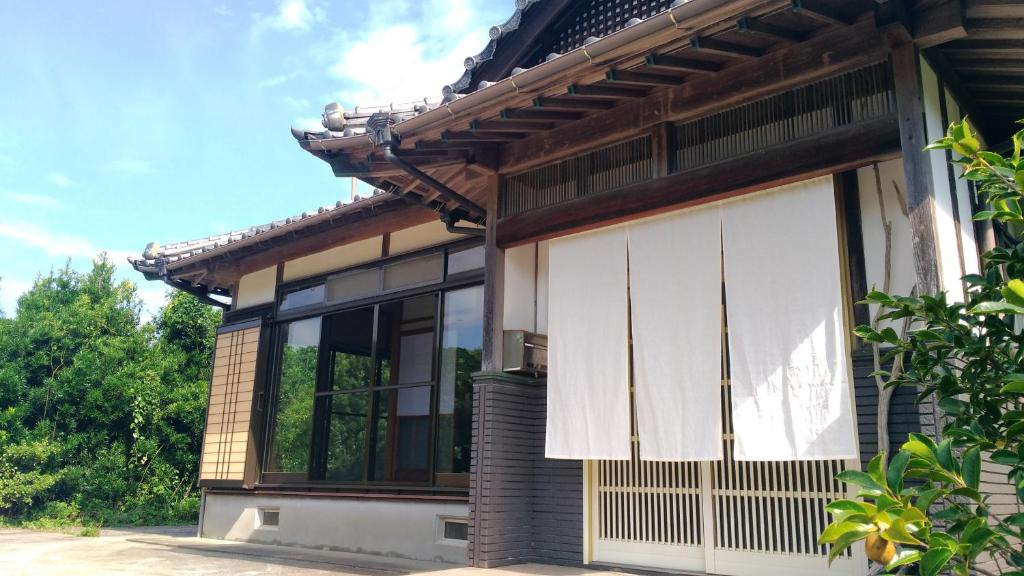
[260,238,484,492]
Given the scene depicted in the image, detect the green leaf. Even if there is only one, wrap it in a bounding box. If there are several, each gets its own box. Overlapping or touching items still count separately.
[825,499,869,517]
[881,517,925,546]
[920,547,955,576]
[1002,380,1024,394]
[938,397,970,416]
[1005,279,1024,307]
[991,450,1019,466]
[887,451,910,495]
[836,470,885,496]
[827,526,872,565]
[962,446,981,491]
[902,439,938,464]
[868,453,887,490]
[886,549,923,571]
[971,300,1024,315]
[819,519,873,544]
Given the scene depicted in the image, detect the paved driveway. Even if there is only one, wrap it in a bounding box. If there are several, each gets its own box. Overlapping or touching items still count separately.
[0,527,621,576]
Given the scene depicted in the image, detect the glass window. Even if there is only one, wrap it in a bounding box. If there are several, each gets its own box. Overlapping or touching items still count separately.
[447,245,485,276]
[326,269,380,303]
[267,317,321,474]
[435,286,484,479]
[382,253,443,291]
[325,307,374,391]
[323,392,369,481]
[376,295,437,386]
[280,284,325,311]
[372,386,432,482]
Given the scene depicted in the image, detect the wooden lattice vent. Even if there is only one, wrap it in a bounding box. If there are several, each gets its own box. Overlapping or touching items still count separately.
[199,320,261,483]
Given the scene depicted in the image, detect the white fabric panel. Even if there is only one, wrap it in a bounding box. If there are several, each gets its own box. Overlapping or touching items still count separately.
[546,227,631,460]
[722,177,857,461]
[628,207,723,461]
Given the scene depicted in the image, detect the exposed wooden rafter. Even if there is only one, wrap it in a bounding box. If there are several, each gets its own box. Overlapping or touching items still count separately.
[532,97,616,110]
[443,130,527,142]
[644,54,723,73]
[567,83,649,99]
[736,16,808,43]
[499,108,587,121]
[690,36,764,58]
[789,0,852,26]
[605,69,686,86]
[470,119,555,132]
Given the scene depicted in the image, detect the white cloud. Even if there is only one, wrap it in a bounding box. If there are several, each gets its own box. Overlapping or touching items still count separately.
[258,73,295,89]
[47,172,73,188]
[2,190,64,208]
[0,220,135,263]
[327,24,488,105]
[254,0,322,34]
[135,282,169,322]
[293,116,324,132]
[103,157,153,175]
[0,277,34,317]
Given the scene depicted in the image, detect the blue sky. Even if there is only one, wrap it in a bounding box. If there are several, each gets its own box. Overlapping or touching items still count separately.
[0,0,509,318]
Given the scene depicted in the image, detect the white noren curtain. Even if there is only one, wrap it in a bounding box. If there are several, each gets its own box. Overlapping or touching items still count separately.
[628,207,724,461]
[721,176,858,461]
[546,226,631,460]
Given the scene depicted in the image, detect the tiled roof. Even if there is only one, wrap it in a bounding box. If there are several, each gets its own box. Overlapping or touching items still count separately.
[129,189,389,276]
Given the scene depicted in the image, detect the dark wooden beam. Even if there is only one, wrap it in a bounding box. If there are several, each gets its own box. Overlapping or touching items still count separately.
[532,96,616,110]
[945,57,1024,73]
[966,17,1024,39]
[568,83,649,99]
[499,108,587,121]
[690,36,764,58]
[481,173,504,371]
[736,16,808,43]
[470,119,555,132]
[414,140,501,154]
[965,0,1024,19]
[944,38,1024,53]
[912,0,967,48]
[496,116,900,247]
[443,130,527,142]
[891,42,940,294]
[501,18,891,174]
[605,69,686,86]
[644,53,723,73]
[956,73,1024,88]
[790,0,853,26]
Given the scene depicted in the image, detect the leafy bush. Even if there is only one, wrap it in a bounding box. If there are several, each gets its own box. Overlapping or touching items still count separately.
[820,120,1024,575]
[0,260,219,529]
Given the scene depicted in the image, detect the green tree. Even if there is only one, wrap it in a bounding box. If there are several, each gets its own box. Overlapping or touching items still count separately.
[820,120,1024,575]
[0,259,220,526]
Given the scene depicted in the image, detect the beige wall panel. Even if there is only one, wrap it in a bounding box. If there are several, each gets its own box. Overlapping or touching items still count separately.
[234,267,277,310]
[504,243,537,332]
[388,220,470,255]
[201,326,260,482]
[282,236,383,282]
[536,240,549,335]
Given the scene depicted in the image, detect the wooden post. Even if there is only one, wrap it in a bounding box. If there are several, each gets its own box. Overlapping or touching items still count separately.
[891,42,941,295]
[482,174,505,371]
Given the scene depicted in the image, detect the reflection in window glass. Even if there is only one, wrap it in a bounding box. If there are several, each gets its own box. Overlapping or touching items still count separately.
[326,269,380,303]
[372,386,432,482]
[267,317,321,474]
[446,245,485,276]
[324,392,369,481]
[377,295,437,387]
[382,253,443,291]
[280,284,325,311]
[326,307,374,391]
[436,286,484,476]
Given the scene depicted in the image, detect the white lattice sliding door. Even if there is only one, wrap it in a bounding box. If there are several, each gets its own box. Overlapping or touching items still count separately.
[587,306,866,575]
[589,391,706,573]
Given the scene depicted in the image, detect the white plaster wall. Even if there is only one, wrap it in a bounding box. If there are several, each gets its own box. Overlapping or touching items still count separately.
[504,244,537,333]
[282,236,383,282]
[234,266,276,310]
[922,57,970,303]
[536,241,549,335]
[389,221,475,255]
[944,88,981,278]
[202,493,469,564]
[857,158,917,331]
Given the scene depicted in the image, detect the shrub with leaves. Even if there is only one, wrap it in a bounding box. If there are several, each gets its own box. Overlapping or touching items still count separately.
[820,120,1024,575]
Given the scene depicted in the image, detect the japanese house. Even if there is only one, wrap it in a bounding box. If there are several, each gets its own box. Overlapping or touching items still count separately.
[130,0,1023,573]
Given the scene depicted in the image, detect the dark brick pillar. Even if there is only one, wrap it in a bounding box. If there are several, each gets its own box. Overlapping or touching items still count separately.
[468,371,583,568]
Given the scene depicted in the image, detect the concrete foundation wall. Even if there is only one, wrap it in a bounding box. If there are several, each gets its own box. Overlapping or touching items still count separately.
[201,492,469,564]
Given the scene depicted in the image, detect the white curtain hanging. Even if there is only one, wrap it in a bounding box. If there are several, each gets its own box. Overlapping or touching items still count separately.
[628,207,724,461]
[546,226,631,460]
[721,176,858,461]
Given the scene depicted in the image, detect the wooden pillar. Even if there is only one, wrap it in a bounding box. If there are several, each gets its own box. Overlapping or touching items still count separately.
[891,42,941,295]
[482,174,505,371]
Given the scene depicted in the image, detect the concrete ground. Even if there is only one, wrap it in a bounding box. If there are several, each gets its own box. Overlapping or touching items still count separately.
[0,526,624,576]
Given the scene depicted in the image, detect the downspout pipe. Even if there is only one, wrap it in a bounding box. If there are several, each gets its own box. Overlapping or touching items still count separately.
[367,112,487,224]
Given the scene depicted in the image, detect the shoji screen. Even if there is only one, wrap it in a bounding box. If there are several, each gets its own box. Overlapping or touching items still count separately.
[200,319,261,484]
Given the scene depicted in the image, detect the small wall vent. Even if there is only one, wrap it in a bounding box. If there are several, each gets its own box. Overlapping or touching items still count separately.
[258,508,280,528]
[442,518,469,541]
